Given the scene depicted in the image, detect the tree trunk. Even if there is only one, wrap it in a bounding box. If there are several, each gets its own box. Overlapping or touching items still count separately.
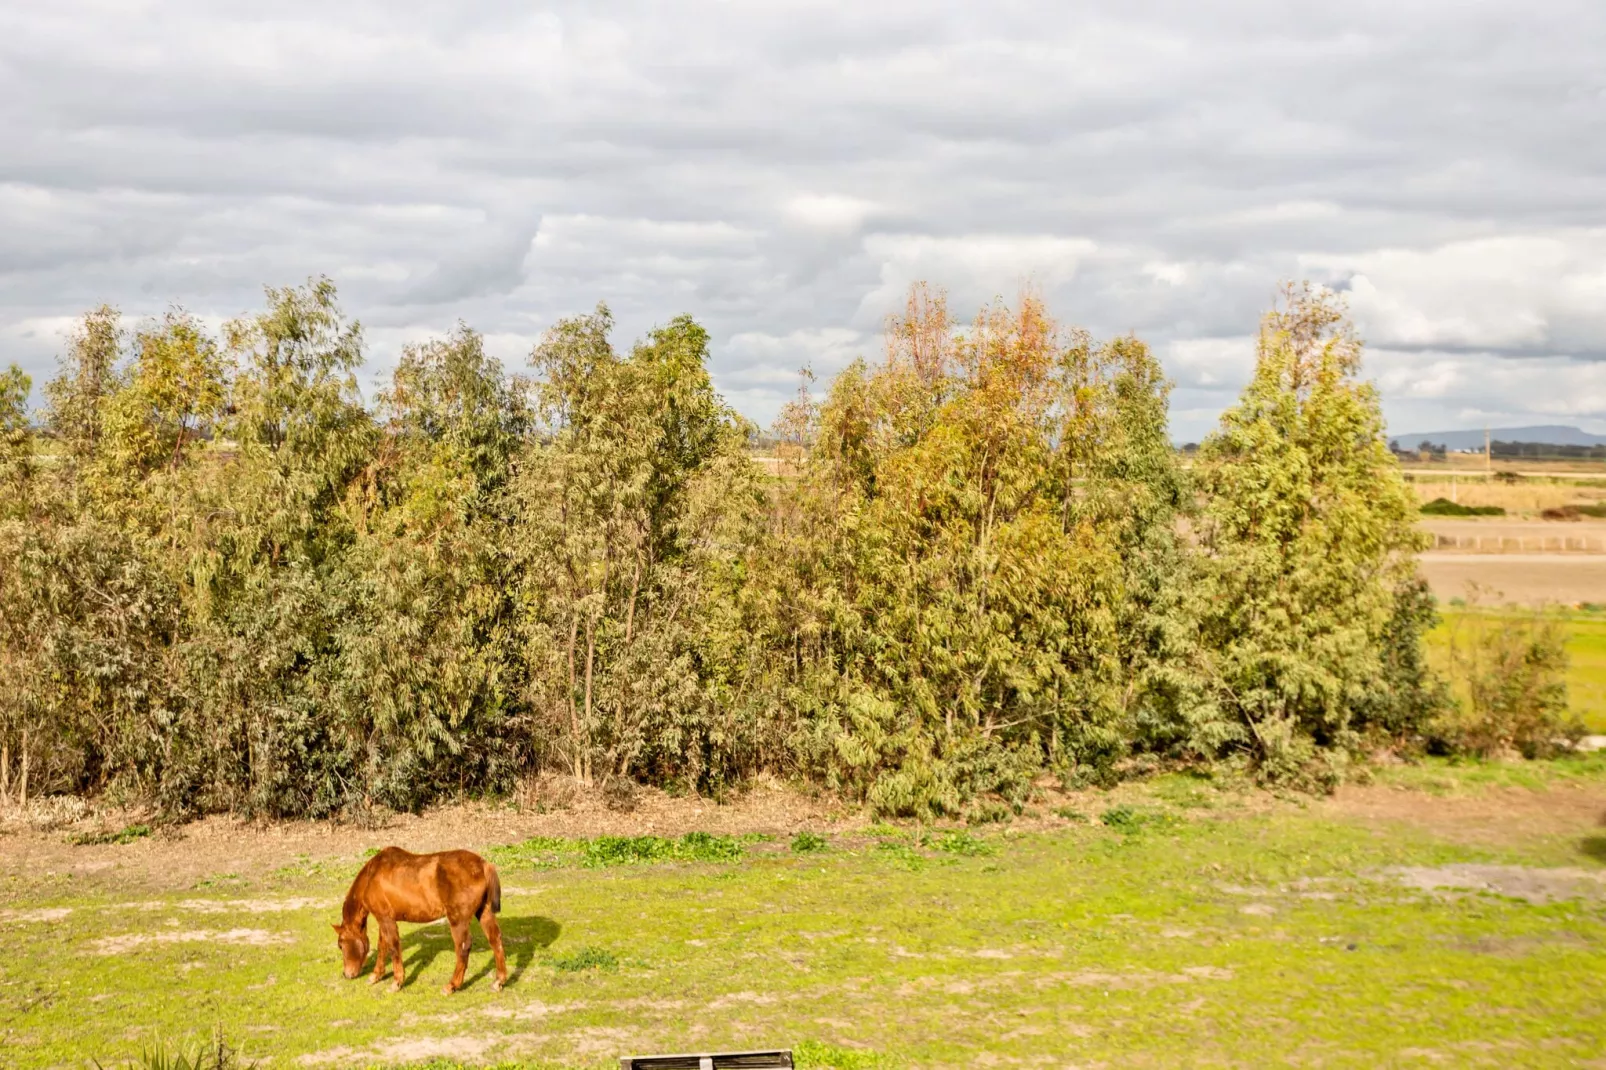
[582,615,597,785]
[623,557,642,646]
[566,613,581,781]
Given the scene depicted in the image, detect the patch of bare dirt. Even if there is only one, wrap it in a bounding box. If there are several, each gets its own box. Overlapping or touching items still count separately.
[0,907,73,923]
[298,1034,498,1067]
[89,927,294,954]
[1324,781,1606,850]
[1418,553,1606,605]
[0,777,859,893]
[169,897,331,914]
[1380,864,1606,904]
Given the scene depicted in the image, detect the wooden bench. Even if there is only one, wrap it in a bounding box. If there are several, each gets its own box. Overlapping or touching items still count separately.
[619,1050,793,1069]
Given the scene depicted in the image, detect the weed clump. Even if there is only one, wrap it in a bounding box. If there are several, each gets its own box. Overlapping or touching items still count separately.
[95,1028,255,1070]
[69,823,151,846]
[791,830,828,853]
[488,832,746,870]
[794,1040,899,1068]
[1100,805,1178,834]
[548,945,619,972]
[930,830,993,857]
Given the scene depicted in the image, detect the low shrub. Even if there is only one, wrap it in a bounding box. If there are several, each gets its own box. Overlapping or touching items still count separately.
[1433,605,1580,758]
[1420,497,1504,516]
[791,830,828,853]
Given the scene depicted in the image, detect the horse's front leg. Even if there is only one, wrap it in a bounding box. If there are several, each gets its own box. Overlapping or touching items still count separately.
[443,917,471,994]
[380,918,404,992]
[368,932,389,986]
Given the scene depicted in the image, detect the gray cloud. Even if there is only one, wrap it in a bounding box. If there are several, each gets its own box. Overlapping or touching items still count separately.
[1,0,1603,439]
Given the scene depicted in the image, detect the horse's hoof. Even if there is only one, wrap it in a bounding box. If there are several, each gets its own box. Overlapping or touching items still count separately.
[491,979,504,993]
[368,975,380,986]
[389,981,401,993]
[441,984,456,996]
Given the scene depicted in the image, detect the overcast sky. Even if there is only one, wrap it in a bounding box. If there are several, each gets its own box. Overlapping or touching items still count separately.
[2,1,1603,440]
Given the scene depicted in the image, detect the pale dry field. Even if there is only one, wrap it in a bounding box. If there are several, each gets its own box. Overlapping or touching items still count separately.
[1410,480,1606,514]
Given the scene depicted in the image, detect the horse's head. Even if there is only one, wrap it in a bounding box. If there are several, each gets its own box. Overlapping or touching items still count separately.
[332,921,369,980]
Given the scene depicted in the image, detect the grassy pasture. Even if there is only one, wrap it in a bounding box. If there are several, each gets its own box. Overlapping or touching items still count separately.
[3,763,1606,1068]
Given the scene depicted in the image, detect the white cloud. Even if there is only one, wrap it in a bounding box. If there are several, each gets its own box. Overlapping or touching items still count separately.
[1,0,1602,435]
[783,195,879,234]
[1302,233,1606,352]
[858,234,1098,323]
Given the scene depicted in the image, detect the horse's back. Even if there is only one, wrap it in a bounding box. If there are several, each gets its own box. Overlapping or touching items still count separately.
[362,847,495,922]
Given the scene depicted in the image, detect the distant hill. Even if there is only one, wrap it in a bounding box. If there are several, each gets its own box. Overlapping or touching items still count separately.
[1390,425,1606,450]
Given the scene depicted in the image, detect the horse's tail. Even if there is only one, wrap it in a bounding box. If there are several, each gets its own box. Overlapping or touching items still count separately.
[487,862,502,915]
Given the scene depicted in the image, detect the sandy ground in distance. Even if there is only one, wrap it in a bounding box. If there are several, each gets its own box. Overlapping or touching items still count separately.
[1418,553,1606,605]
[0,780,863,893]
[2,775,1603,895]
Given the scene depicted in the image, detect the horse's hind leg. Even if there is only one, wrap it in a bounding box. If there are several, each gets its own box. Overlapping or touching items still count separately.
[444,917,471,995]
[478,901,508,991]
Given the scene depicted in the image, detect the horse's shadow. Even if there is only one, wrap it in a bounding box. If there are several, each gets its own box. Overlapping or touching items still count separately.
[392,915,560,991]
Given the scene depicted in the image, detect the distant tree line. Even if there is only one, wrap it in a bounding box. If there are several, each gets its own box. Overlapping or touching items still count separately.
[1491,441,1606,460]
[0,280,1488,818]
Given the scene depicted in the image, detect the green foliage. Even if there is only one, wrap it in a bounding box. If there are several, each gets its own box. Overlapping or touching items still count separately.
[0,363,33,506]
[488,832,746,869]
[1185,284,1437,787]
[761,286,1192,817]
[0,276,1457,818]
[512,305,768,792]
[1419,496,1504,516]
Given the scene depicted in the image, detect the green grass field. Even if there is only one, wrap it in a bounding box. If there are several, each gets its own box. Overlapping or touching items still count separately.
[1429,608,1606,733]
[4,762,1606,1068]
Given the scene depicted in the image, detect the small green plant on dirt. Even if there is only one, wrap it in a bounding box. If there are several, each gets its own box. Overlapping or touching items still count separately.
[69,823,152,846]
[791,831,828,853]
[547,946,619,973]
[270,854,332,880]
[1100,805,1178,834]
[1051,806,1086,821]
[930,830,993,857]
[873,839,927,871]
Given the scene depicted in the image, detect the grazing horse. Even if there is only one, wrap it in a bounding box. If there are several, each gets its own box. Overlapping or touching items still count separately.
[332,846,507,994]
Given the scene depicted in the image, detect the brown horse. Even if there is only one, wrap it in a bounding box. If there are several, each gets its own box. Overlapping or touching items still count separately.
[332,846,507,994]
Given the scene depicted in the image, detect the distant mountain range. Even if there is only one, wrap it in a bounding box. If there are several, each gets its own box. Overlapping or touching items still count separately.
[1390,425,1606,450]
